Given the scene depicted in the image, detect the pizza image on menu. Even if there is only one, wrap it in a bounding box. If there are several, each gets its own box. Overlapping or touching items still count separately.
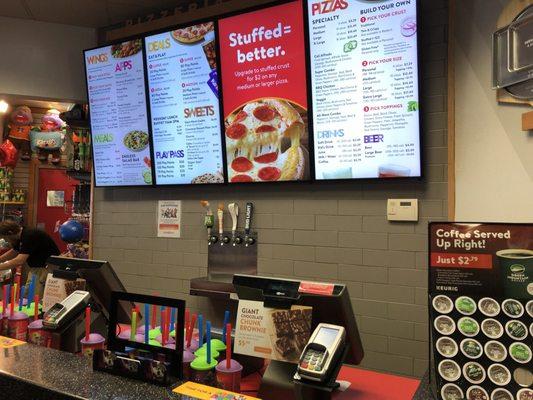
[225,98,307,183]
[171,22,214,44]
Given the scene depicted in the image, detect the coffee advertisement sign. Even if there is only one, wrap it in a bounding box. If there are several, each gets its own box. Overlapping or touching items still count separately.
[429,222,533,299]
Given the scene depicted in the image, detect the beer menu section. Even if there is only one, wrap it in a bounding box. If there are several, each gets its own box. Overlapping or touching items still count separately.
[308,0,421,180]
[145,22,224,185]
[85,40,153,186]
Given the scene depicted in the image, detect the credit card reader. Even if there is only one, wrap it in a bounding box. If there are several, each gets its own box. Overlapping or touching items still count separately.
[43,290,90,330]
[296,323,346,383]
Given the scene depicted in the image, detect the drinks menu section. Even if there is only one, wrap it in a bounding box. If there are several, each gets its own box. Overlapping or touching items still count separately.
[308,0,421,180]
[85,40,153,186]
[218,0,311,183]
[145,22,224,185]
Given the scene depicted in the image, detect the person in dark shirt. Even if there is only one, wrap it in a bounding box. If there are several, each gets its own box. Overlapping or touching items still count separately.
[0,221,60,296]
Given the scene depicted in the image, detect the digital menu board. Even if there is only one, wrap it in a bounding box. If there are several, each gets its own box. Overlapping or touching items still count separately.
[145,22,224,185]
[219,0,310,183]
[85,40,153,186]
[307,0,421,180]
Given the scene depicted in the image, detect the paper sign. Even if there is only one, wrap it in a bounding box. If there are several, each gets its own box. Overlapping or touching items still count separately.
[42,274,86,312]
[234,300,312,363]
[173,381,260,400]
[0,336,25,348]
[157,200,181,238]
[46,191,65,207]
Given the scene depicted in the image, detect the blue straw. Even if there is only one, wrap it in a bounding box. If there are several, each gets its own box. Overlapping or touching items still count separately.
[198,314,203,346]
[170,308,176,332]
[18,285,25,311]
[222,310,230,344]
[206,321,211,364]
[28,275,36,306]
[144,303,149,344]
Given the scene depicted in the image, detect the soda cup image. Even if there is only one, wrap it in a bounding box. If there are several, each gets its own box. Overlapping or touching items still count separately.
[8,312,29,341]
[215,358,243,392]
[496,249,533,298]
[80,333,106,357]
[27,319,52,347]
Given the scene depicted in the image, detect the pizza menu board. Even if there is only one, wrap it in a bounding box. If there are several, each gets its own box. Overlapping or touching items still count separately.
[218,0,311,183]
[85,40,153,186]
[145,22,224,185]
[307,0,421,180]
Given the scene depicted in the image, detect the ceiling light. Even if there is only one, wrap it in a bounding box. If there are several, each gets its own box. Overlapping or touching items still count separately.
[0,100,8,113]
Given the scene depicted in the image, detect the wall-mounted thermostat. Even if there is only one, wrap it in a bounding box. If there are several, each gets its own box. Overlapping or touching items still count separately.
[387,199,418,222]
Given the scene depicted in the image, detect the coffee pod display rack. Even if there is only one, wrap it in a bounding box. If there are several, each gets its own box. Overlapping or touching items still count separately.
[428,222,533,400]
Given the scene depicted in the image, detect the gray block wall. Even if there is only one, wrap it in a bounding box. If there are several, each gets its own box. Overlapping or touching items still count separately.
[92,0,448,378]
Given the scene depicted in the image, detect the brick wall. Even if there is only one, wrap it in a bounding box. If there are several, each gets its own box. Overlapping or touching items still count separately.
[92,0,448,378]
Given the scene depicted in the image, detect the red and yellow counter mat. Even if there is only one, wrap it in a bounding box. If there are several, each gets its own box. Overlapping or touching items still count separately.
[0,336,25,349]
[174,381,260,400]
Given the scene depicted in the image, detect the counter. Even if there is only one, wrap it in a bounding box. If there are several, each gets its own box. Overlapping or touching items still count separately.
[0,342,433,399]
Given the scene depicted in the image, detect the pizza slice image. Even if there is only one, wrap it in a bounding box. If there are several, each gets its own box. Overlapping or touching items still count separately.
[225,98,306,183]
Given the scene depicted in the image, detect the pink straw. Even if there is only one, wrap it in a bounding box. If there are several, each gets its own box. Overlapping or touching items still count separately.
[2,286,6,316]
[226,323,231,369]
[85,306,91,341]
[34,295,39,321]
[185,309,190,333]
[187,314,197,347]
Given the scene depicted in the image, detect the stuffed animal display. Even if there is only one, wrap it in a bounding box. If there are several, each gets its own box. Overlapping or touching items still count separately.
[30,110,66,164]
[7,106,33,161]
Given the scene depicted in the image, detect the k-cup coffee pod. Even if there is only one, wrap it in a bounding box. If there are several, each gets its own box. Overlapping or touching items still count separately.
[502,299,524,318]
[438,359,461,382]
[433,295,453,314]
[456,296,477,315]
[441,383,464,400]
[461,338,483,359]
[436,337,458,358]
[490,388,514,400]
[487,364,511,386]
[509,342,532,364]
[484,341,507,362]
[505,320,528,340]
[517,388,533,400]
[463,361,486,384]
[496,249,533,299]
[513,368,533,388]
[466,385,489,400]
[434,315,456,335]
[478,297,500,317]
[458,317,480,337]
[481,318,504,339]
[526,300,533,318]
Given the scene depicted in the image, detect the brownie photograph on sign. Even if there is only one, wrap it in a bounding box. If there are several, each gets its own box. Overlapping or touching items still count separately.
[268,307,312,362]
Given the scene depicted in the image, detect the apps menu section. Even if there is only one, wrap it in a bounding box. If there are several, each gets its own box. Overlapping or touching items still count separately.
[85,40,153,186]
[145,22,224,185]
[308,0,421,180]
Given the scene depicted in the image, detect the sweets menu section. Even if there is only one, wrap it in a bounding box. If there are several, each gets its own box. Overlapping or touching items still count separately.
[218,0,311,183]
[145,22,224,185]
[308,0,421,180]
[85,40,153,187]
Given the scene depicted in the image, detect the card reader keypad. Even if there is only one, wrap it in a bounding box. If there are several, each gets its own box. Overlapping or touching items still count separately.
[300,349,326,372]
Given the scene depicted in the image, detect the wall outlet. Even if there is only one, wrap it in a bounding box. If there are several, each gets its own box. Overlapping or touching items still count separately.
[387,199,418,221]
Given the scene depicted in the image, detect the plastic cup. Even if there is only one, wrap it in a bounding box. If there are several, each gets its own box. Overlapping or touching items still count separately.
[27,319,52,347]
[80,333,105,357]
[190,356,218,386]
[1,312,10,337]
[183,350,195,381]
[8,312,29,341]
[216,359,243,392]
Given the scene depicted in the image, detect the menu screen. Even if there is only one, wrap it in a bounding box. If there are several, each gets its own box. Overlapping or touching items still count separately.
[145,22,224,185]
[85,40,153,187]
[308,0,421,180]
[219,0,310,183]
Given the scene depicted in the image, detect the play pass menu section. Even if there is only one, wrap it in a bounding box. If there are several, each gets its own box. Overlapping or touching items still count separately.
[308,0,421,180]
[145,22,224,185]
[85,40,153,186]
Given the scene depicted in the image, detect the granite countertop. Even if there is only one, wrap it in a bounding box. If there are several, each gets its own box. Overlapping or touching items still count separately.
[0,342,434,399]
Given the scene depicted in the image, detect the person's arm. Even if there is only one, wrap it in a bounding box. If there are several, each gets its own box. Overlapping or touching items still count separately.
[0,249,17,263]
[0,253,28,271]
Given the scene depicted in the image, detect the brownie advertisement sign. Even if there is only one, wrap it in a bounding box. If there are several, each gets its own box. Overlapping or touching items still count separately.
[218,0,310,183]
[429,223,533,299]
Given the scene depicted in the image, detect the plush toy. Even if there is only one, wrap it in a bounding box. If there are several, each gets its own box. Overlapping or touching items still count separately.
[30,110,65,164]
[7,106,33,161]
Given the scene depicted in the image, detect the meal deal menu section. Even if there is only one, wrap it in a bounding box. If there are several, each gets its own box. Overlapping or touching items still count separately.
[85,40,153,186]
[145,22,224,185]
[308,0,421,180]
[218,0,310,183]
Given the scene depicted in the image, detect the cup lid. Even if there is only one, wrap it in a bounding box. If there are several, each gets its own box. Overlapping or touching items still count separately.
[28,319,43,329]
[183,350,195,362]
[190,356,218,371]
[194,346,220,359]
[80,333,105,345]
[9,311,28,321]
[216,358,243,373]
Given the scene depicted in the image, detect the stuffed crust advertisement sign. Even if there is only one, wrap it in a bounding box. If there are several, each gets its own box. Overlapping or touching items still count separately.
[218,0,310,183]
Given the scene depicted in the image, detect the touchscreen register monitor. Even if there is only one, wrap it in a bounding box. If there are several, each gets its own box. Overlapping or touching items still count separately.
[46,256,130,324]
[232,274,363,365]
